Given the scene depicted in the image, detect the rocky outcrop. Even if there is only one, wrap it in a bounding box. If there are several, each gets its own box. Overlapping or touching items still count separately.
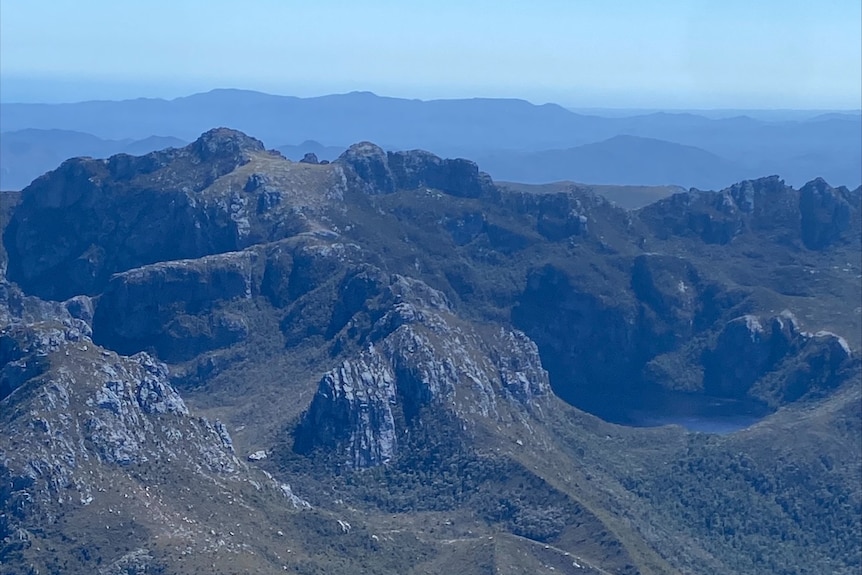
[3,129,263,299]
[639,176,795,244]
[2,128,349,300]
[0,277,93,400]
[337,142,493,198]
[704,312,798,398]
[92,250,261,361]
[1,321,78,402]
[0,277,92,334]
[703,310,856,406]
[638,176,861,250]
[755,330,858,404]
[299,152,320,165]
[0,277,309,570]
[386,149,493,198]
[0,318,242,512]
[337,142,396,194]
[799,177,858,249]
[637,176,796,244]
[294,276,549,468]
[295,346,398,468]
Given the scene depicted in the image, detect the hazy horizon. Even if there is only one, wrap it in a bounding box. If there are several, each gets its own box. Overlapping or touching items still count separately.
[1,84,860,118]
[1,0,860,109]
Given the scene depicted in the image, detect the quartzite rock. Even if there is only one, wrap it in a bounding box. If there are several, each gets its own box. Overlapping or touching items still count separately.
[295,276,549,468]
[337,142,493,198]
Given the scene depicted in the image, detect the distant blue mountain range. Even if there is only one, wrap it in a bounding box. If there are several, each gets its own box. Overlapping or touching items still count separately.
[1,89,859,190]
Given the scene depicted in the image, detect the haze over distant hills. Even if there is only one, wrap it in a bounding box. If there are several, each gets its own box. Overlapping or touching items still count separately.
[1,89,860,191]
[476,135,747,189]
[0,129,187,190]
[567,108,862,121]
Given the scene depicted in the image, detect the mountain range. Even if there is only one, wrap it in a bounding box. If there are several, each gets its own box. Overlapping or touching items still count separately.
[1,129,860,574]
[1,89,860,191]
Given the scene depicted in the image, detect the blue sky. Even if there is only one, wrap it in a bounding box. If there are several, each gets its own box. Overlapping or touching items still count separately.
[1,0,860,108]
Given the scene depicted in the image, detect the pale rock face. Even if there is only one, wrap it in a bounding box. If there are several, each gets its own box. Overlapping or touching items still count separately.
[1,329,242,508]
[295,275,550,469]
[337,142,493,198]
[703,310,856,405]
[0,277,313,539]
[248,449,268,461]
[280,482,311,509]
[742,315,764,340]
[308,347,399,468]
[0,323,312,565]
[813,331,852,356]
[492,328,550,403]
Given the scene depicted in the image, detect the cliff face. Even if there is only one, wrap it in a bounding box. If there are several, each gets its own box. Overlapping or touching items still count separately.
[703,311,856,406]
[338,141,494,198]
[91,249,261,361]
[2,129,345,300]
[799,177,859,249]
[638,175,861,250]
[295,275,549,468]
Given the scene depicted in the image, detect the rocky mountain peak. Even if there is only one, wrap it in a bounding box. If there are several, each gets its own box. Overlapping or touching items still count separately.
[721,175,787,214]
[337,141,396,194]
[299,152,320,164]
[799,176,858,249]
[294,271,550,469]
[639,174,859,248]
[190,127,266,162]
[2,129,347,300]
[337,141,493,197]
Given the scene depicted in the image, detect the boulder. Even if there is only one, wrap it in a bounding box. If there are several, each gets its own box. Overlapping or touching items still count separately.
[337,142,396,194]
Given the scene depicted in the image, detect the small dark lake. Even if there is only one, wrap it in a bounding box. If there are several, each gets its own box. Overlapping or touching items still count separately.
[603,391,772,434]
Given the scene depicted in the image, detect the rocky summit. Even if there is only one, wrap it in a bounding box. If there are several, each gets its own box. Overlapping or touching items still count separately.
[1,128,860,575]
